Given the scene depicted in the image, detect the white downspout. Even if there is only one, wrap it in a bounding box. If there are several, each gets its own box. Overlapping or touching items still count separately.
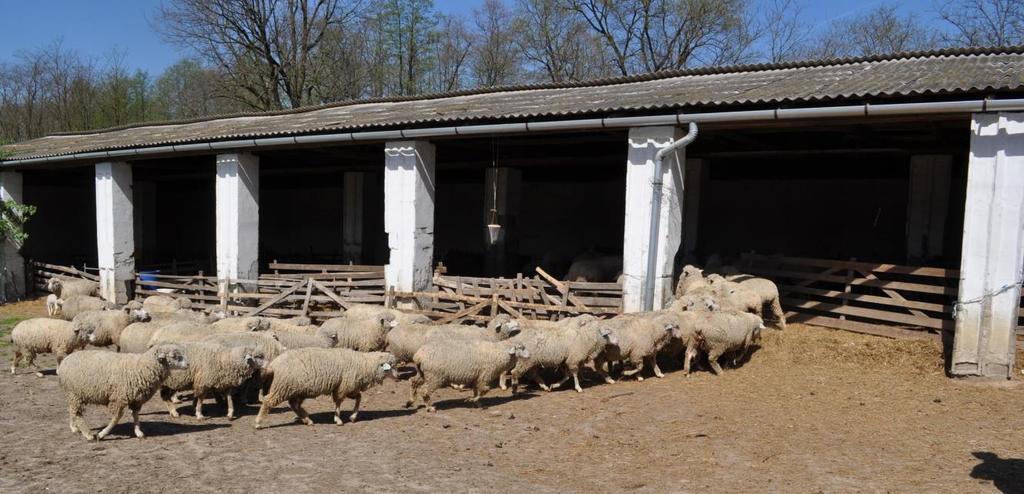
[643,121,698,311]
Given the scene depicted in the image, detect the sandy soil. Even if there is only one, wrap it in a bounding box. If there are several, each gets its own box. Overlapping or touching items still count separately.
[0,306,1022,493]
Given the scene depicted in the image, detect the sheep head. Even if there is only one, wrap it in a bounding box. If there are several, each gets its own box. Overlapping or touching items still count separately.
[153,344,188,370]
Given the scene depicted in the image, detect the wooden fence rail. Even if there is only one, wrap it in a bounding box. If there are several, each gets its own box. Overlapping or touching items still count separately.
[738,253,1024,339]
[28,260,99,293]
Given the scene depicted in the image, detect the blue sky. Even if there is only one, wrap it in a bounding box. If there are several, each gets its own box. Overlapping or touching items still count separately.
[0,0,940,75]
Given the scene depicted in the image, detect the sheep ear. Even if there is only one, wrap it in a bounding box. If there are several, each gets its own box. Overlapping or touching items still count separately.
[507,347,516,354]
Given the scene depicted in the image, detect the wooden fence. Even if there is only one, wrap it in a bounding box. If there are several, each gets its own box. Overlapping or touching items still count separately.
[390,267,623,322]
[737,253,1016,339]
[134,262,386,320]
[28,260,99,293]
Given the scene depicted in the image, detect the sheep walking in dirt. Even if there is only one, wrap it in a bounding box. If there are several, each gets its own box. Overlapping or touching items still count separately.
[71,305,151,351]
[203,331,286,401]
[47,277,99,298]
[685,311,765,375]
[141,295,192,314]
[709,281,762,316]
[733,276,786,330]
[58,344,188,440]
[407,339,529,412]
[159,342,268,420]
[322,313,397,352]
[596,313,682,381]
[254,349,395,429]
[386,314,521,364]
[342,303,430,324]
[501,316,617,394]
[55,295,115,320]
[10,318,96,377]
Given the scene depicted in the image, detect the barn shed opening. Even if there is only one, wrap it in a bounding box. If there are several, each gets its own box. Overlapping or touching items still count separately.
[258,145,386,266]
[21,167,96,267]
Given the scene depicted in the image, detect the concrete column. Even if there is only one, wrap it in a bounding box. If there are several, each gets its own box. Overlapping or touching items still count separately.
[906,155,953,264]
[483,167,521,277]
[95,162,135,304]
[216,153,260,291]
[343,172,365,263]
[951,112,1024,379]
[681,158,706,263]
[0,171,26,301]
[384,141,435,293]
[622,126,684,312]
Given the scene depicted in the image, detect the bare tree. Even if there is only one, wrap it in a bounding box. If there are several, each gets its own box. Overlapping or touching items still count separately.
[514,0,609,82]
[758,0,811,63]
[810,4,939,58]
[565,0,641,75]
[372,0,439,96]
[432,14,473,92]
[157,0,363,110]
[937,0,1024,46]
[471,0,524,87]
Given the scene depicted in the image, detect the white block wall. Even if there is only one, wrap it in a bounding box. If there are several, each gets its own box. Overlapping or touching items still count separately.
[0,171,25,300]
[384,140,435,293]
[216,153,260,291]
[951,112,1024,379]
[622,126,685,312]
[95,162,135,304]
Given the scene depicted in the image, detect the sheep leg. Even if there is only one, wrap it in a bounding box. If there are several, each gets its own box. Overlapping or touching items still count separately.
[419,379,441,413]
[770,298,787,329]
[527,368,550,392]
[130,404,145,438]
[96,405,125,440]
[194,393,207,421]
[254,394,282,430]
[68,402,93,440]
[332,392,346,425]
[160,387,180,418]
[25,352,43,378]
[550,366,574,390]
[225,392,237,420]
[349,393,362,422]
[10,349,20,374]
[405,373,424,408]
[683,346,697,376]
[498,372,508,391]
[707,350,725,375]
[591,357,616,384]
[290,398,313,426]
[467,385,489,408]
[652,358,665,378]
[622,359,645,381]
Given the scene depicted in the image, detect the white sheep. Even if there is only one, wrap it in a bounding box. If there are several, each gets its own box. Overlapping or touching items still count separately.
[202,331,286,402]
[254,349,395,429]
[342,303,430,324]
[670,290,719,313]
[141,295,193,314]
[119,316,198,353]
[407,339,529,412]
[71,306,151,351]
[47,277,99,298]
[674,265,709,297]
[264,317,317,334]
[733,276,787,330]
[710,281,762,316]
[55,295,116,320]
[502,315,617,394]
[159,342,268,420]
[10,318,96,377]
[322,313,397,352]
[385,314,521,364]
[596,313,682,381]
[58,344,188,440]
[46,294,60,317]
[210,316,271,333]
[685,311,765,375]
[274,327,339,349]
[147,321,216,347]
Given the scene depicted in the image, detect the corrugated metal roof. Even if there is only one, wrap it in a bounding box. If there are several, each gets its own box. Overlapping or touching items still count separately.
[5,46,1024,161]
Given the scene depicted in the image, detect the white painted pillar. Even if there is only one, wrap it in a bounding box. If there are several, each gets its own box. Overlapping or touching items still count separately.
[95,162,135,304]
[484,167,521,276]
[384,141,435,293]
[343,172,365,263]
[906,155,952,264]
[622,126,684,313]
[216,153,260,292]
[0,171,26,301]
[682,158,705,262]
[951,112,1024,379]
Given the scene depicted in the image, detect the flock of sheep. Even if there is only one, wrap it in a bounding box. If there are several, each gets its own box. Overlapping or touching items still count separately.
[8,261,784,441]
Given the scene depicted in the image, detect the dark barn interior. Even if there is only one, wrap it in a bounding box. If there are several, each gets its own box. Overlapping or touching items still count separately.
[132,157,216,272]
[21,167,97,267]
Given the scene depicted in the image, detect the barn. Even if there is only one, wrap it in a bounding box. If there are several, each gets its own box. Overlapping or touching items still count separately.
[3,46,1024,379]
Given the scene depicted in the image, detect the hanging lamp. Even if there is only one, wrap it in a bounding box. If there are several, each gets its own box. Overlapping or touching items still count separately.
[486,138,502,245]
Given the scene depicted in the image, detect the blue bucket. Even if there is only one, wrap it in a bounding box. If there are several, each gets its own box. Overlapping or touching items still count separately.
[139,270,161,291]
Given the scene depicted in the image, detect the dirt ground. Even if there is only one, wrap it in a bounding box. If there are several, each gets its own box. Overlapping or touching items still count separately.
[1,297,1022,493]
